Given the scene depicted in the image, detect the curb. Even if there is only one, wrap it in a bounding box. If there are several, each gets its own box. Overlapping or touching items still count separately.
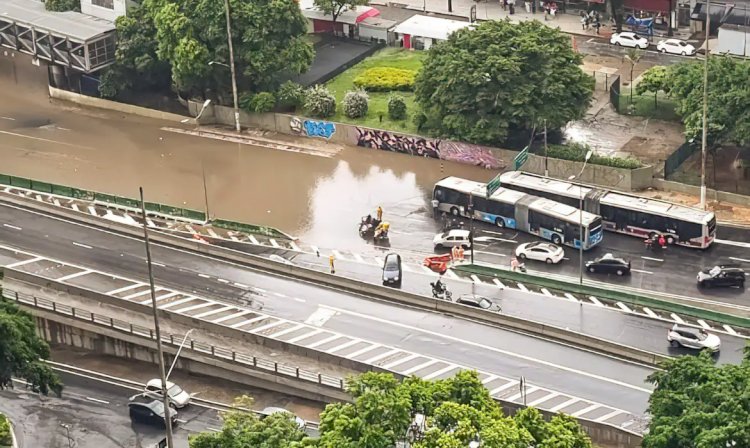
[9,420,17,448]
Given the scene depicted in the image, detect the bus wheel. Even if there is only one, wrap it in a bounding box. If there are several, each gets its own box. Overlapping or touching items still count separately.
[495,218,505,228]
[666,236,675,245]
[551,234,562,245]
[450,207,459,216]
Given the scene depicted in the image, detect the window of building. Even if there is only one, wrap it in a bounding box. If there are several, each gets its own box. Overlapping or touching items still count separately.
[92,0,115,10]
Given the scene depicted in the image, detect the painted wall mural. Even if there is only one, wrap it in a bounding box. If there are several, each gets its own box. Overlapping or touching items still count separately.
[290,117,336,139]
[354,127,504,169]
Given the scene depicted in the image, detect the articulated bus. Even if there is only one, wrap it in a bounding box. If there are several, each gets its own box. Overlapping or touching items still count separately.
[433,177,604,250]
[498,171,717,249]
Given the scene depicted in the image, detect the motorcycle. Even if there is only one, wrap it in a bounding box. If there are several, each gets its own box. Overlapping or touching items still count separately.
[358,216,380,239]
[517,263,527,273]
[644,237,667,251]
[431,281,452,300]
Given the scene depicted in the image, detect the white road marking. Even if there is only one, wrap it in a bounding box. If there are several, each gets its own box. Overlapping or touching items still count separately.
[268,323,306,339]
[212,310,252,324]
[150,262,165,268]
[287,329,324,344]
[481,374,498,385]
[550,397,580,412]
[57,270,93,282]
[445,270,460,280]
[596,409,625,422]
[642,307,658,318]
[345,344,382,359]
[2,224,22,230]
[517,283,528,292]
[332,250,347,261]
[382,353,421,370]
[564,293,578,302]
[327,339,363,354]
[572,403,601,417]
[233,282,249,288]
[364,348,402,364]
[306,334,341,349]
[528,392,560,407]
[198,273,211,279]
[217,278,229,284]
[507,386,539,402]
[723,324,738,335]
[269,238,280,248]
[402,359,440,375]
[716,239,750,248]
[729,257,750,263]
[670,313,686,324]
[353,253,365,263]
[0,116,16,120]
[423,364,458,380]
[304,308,337,327]
[107,283,145,295]
[273,292,287,298]
[206,229,219,238]
[374,257,385,267]
[230,316,268,328]
[475,250,506,257]
[193,305,235,320]
[249,320,286,334]
[320,305,652,393]
[72,241,92,249]
[247,235,259,245]
[489,381,518,395]
[630,268,653,274]
[492,278,506,288]
[697,320,712,330]
[588,296,603,306]
[641,256,664,262]
[310,245,319,255]
[470,274,482,283]
[616,302,632,313]
[541,288,553,297]
[85,396,110,404]
[88,206,98,216]
[142,292,180,305]
[289,241,301,252]
[293,297,306,303]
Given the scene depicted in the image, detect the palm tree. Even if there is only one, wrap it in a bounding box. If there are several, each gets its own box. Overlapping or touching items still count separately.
[623,48,643,107]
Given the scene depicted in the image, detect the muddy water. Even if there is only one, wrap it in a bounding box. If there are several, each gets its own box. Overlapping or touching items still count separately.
[0,70,495,246]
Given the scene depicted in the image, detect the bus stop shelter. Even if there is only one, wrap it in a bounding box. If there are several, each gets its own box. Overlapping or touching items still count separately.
[0,0,116,73]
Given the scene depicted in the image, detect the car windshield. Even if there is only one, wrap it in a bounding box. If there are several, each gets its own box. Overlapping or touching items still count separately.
[478,298,492,309]
[150,401,165,414]
[709,266,722,276]
[385,258,399,269]
[167,384,184,397]
[677,41,687,46]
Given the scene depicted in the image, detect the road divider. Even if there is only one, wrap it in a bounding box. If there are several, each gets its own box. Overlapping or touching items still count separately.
[0,191,670,368]
[454,262,750,330]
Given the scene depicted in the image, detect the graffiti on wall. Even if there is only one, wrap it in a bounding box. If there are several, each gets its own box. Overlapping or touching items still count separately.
[290,117,336,139]
[355,127,505,169]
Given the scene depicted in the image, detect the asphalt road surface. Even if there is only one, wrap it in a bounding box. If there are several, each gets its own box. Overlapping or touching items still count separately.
[0,201,659,416]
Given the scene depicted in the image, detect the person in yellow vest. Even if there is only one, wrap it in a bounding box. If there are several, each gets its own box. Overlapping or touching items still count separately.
[329,254,335,274]
[374,221,390,238]
[376,206,383,222]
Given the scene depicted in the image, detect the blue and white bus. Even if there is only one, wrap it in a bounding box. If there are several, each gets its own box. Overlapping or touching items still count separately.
[433,177,604,250]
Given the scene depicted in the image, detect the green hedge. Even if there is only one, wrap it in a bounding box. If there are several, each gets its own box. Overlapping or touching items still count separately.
[0,414,11,447]
[542,143,643,170]
[353,67,416,92]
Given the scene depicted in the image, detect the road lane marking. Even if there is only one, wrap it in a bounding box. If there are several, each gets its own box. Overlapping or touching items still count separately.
[346,344,381,359]
[86,396,110,404]
[551,397,580,412]
[57,270,93,282]
[0,129,98,149]
[423,364,458,380]
[630,268,653,274]
[489,381,518,395]
[596,409,625,422]
[289,241,301,251]
[327,339,363,354]
[723,324,738,335]
[616,302,632,313]
[287,329,324,344]
[492,278,506,288]
[1,116,15,120]
[470,274,482,283]
[564,293,578,302]
[697,319,712,330]
[269,238,280,248]
[507,386,539,402]
[641,256,664,262]
[475,250,506,257]
[528,392,560,407]
[217,278,229,284]
[642,307,658,318]
[2,223,22,230]
[716,239,750,248]
[332,250,347,261]
[588,296,603,306]
[248,235,259,245]
[572,403,601,417]
[198,273,211,278]
[670,313,686,325]
[72,241,92,249]
[294,297,306,303]
[517,283,528,292]
[729,257,750,263]
[541,288,553,297]
[364,348,402,364]
[402,359,440,375]
[233,282,248,288]
[481,374,498,384]
[383,353,421,370]
[320,305,653,393]
[304,308,337,327]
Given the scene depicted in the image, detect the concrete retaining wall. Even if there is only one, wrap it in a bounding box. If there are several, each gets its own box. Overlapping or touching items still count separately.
[49,86,188,123]
[522,154,654,191]
[653,178,750,207]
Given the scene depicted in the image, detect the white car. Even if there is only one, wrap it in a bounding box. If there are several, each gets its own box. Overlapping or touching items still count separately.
[261,407,306,429]
[141,379,192,408]
[667,324,721,352]
[610,32,649,49]
[515,242,564,264]
[657,38,696,56]
[433,229,471,249]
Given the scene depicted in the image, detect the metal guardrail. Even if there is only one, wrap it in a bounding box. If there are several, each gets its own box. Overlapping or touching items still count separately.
[3,289,346,393]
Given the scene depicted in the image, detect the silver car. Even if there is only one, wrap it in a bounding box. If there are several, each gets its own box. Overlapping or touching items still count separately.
[667,324,721,352]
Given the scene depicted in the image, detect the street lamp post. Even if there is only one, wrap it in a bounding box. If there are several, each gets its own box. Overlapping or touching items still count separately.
[167,329,195,380]
[139,187,174,448]
[222,0,241,132]
[568,149,593,285]
[468,192,475,264]
[700,0,711,210]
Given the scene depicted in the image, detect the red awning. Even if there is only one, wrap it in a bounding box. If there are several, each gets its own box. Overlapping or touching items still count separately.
[355,7,380,23]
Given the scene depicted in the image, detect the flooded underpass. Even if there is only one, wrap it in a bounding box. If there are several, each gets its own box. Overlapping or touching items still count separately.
[0,71,496,252]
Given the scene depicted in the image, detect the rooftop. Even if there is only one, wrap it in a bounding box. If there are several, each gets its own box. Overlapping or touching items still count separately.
[393,14,473,41]
[0,0,115,41]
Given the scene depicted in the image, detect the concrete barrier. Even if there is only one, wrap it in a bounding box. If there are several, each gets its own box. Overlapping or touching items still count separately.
[653,178,750,207]
[48,86,189,123]
[1,192,670,368]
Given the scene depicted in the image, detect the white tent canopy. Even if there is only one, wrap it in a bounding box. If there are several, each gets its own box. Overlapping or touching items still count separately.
[393,14,473,41]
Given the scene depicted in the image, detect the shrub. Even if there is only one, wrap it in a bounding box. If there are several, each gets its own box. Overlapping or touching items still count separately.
[353,67,417,92]
[277,81,305,109]
[45,0,79,11]
[343,89,369,119]
[0,414,10,446]
[304,85,336,118]
[250,92,276,113]
[544,143,643,169]
[387,94,407,120]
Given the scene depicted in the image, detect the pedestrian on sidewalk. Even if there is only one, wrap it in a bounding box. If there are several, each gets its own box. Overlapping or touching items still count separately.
[508,0,515,14]
[524,0,531,13]
[594,17,601,34]
[329,254,335,274]
[549,1,557,18]
[502,0,507,11]
[377,205,383,221]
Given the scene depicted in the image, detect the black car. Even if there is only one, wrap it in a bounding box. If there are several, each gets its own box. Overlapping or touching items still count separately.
[128,398,177,428]
[455,295,500,311]
[585,253,631,276]
[697,265,746,288]
[382,252,402,287]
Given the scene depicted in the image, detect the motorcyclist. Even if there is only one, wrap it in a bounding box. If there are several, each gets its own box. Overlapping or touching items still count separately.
[374,221,390,239]
[658,234,667,248]
[365,214,372,225]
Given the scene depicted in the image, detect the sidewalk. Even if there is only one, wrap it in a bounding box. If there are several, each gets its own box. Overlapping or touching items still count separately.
[372,0,691,40]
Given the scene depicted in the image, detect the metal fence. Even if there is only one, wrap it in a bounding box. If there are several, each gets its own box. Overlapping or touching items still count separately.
[4,289,346,391]
[664,142,699,179]
[609,76,679,121]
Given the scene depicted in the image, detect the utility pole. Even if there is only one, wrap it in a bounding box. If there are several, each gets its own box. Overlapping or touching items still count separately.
[700,0,711,210]
[202,163,211,223]
[543,119,548,177]
[139,187,174,448]
[468,192,475,264]
[223,0,241,133]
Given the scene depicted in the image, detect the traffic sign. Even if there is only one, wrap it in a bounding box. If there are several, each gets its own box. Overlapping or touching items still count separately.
[486,174,502,199]
[514,146,529,170]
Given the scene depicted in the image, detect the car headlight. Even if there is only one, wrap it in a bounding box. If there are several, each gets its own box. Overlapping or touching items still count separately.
[394,276,399,281]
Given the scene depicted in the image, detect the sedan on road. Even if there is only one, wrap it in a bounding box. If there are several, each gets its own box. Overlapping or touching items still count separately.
[382,252,402,287]
[656,38,696,56]
[515,242,564,264]
[697,265,746,288]
[128,398,177,428]
[667,324,721,352]
[585,253,631,276]
[141,379,192,409]
[455,294,501,312]
[433,229,471,249]
[610,32,649,49]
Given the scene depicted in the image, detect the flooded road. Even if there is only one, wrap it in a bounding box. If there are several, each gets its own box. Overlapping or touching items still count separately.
[0,67,495,251]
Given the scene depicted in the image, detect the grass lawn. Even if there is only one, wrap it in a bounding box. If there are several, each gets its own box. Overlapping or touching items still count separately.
[617,88,680,121]
[325,48,426,134]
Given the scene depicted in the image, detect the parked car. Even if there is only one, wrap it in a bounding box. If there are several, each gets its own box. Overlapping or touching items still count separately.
[455,294,501,311]
[656,38,696,56]
[128,397,177,427]
[261,407,306,429]
[610,32,649,49]
[382,252,402,287]
[433,229,471,249]
[141,379,192,409]
[585,253,631,276]
[697,265,746,288]
[667,324,721,352]
[515,242,564,264]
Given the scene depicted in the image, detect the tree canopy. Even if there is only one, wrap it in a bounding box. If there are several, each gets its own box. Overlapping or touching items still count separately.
[414,19,594,146]
[101,0,314,100]
[0,296,62,396]
[643,350,750,448]
[189,395,307,448]
[636,56,750,150]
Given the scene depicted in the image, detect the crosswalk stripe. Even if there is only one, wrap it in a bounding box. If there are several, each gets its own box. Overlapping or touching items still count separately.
[551,398,580,412]
[517,283,528,292]
[493,278,506,288]
[697,319,712,330]
[642,307,658,318]
[616,302,632,313]
[670,313,686,325]
[588,296,603,306]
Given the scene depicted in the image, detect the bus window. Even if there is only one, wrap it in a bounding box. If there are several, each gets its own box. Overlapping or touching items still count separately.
[677,221,702,240]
